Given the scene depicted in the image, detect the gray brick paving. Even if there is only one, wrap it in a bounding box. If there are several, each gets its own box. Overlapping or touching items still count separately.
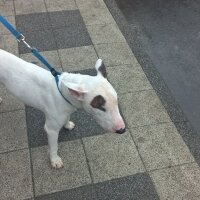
[0,0,200,199]
[0,149,33,199]
[0,110,28,153]
[31,140,91,196]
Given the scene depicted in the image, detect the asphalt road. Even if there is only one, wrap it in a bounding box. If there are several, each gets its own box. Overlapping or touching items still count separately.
[116,0,200,134]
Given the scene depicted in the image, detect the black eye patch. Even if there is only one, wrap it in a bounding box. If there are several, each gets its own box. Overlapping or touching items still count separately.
[90,95,106,112]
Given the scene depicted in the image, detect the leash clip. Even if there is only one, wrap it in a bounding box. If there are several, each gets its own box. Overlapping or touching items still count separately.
[17,34,32,49]
[17,33,25,42]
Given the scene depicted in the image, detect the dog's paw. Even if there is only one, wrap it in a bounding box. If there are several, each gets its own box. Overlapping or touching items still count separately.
[51,156,64,169]
[0,97,2,104]
[64,121,75,130]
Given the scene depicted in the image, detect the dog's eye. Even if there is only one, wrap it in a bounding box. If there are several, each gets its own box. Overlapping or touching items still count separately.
[98,106,106,112]
[90,95,106,112]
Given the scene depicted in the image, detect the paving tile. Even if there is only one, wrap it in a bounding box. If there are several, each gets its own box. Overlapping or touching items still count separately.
[95,173,159,200]
[45,0,77,12]
[0,15,15,35]
[76,0,106,9]
[0,110,28,153]
[35,184,97,200]
[54,25,92,50]
[14,0,46,15]
[131,122,194,171]
[107,64,152,94]
[59,46,98,72]
[26,105,104,148]
[83,132,144,183]
[95,43,137,67]
[119,90,171,128]
[79,6,115,25]
[175,121,200,165]
[16,12,51,32]
[20,50,62,69]
[48,10,84,29]
[0,149,33,200]
[32,140,91,196]
[18,29,56,54]
[87,23,126,44]
[0,83,24,112]
[150,163,200,200]
[0,0,14,16]
[0,34,19,55]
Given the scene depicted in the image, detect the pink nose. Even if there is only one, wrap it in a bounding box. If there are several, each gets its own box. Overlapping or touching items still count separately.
[114,118,126,134]
[115,128,126,134]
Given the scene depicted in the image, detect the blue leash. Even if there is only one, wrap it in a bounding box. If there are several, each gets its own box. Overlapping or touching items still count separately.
[0,15,73,106]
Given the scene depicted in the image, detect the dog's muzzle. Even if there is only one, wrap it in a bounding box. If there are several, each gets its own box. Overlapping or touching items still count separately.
[115,128,126,134]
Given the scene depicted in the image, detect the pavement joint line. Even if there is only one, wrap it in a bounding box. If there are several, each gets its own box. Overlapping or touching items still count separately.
[123,127,160,200]
[94,41,132,46]
[25,107,37,199]
[0,146,29,155]
[127,120,188,130]
[147,161,197,173]
[44,1,64,71]
[80,137,95,184]
[128,128,148,173]
[0,108,25,114]
[116,88,155,95]
[85,22,116,27]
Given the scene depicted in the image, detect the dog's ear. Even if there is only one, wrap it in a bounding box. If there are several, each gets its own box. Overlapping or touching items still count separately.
[95,59,107,78]
[62,82,87,101]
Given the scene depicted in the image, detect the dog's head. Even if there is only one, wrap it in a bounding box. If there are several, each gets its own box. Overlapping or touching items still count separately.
[62,59,126,134]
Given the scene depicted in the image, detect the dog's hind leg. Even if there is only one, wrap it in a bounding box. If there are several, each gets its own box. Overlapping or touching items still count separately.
[64,121,75,130]
[0,97,2,104]
[44,119,63,169]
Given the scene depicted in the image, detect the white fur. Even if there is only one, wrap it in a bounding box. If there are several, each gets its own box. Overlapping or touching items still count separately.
[0,50,125,168]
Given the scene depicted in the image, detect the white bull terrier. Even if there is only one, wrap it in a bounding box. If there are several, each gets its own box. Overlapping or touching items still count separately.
[0,49,126,168]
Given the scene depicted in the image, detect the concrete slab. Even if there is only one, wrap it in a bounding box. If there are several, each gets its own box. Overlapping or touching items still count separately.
[0,110,28,153]
[0,0,14,16]
[95,173,159,200]
[32,140,91,196]
[119,90,171,127]
[107,64,152,94]
[79,6,115,25]
[0,149,33,200]
[16,12,51,32]
[0,15,15,35]
[35,185,97,200]
[76,0,106,9]
[59,46,98,71]
[14,0,46,15]
[20,50,62,69]
[45,0,77,12]
[0,83,24,113]
[53,25,92,49]
[131,122,194,171]
[87,23,126,44]
[49,10,85,29]
[18,29,56,54]
[0,34,19,55]
[95,43,137,67]
[83,132,144,183]
[150,163,200,199]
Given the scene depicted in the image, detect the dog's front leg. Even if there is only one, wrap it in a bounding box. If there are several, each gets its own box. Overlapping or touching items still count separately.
[0,97,2,104]
[44,120,63,169]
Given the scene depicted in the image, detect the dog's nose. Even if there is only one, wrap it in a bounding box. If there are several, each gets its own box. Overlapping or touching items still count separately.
[115,128,126,134]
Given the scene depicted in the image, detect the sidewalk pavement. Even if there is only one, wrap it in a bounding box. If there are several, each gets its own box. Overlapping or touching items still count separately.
[0,0,200,199]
